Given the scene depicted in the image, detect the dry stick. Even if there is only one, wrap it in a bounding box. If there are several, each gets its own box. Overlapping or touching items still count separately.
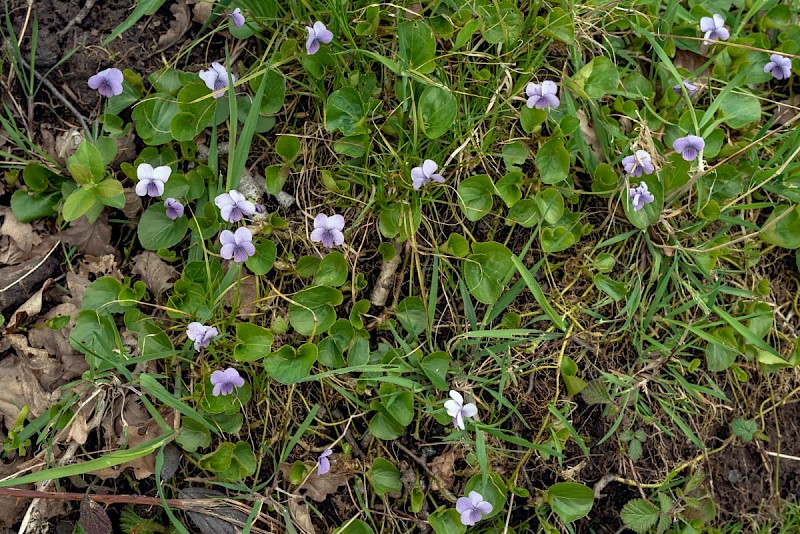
[57,0,97,38]
[0,487,185,507]
[392,441,456,502]
[5,42,92,136]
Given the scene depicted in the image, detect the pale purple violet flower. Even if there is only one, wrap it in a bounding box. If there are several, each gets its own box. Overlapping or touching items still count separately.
[310,213,345,248]
[525,81,560,109]
[187,322,218,351]
[306,21,333,55]
[215,190,255,223]
[700,14,729,45]
[199,62,236,99]
[629,182,655,212]
[210,367,245,396]
[622,150,655,178]
[88,68,124,98]
[456,491,492,526]
[164,198,184,220]
[672,80,698,96]
[228,8,245,28]
[318,448,333,475]
[444,390,477,430]
[764,54,792,80]
[411,160,445,190]
[135,163,171,197]
[220,227,256,262]
[673,135,705,161]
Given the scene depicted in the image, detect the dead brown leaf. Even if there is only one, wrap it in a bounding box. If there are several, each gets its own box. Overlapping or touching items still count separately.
[63,255,120,306]
[0,207,41,255]
[278,461,350,502]
[0,350,54,429]
[156,0,191,52]
[132,251,177,296]
[288,497,317,534]
[65,270,90,306]
[428,447,458,492]
[60,215,115,257]
[28,303,84,384]
[577,109,604,162]
[122,187,143,219]
[54,129,84,164]
[93,397,176,480]
[190,0,213,24]
[222,270,258,317]
[7,332,75,391]
[774,95,800,127]
[5,280,46,331]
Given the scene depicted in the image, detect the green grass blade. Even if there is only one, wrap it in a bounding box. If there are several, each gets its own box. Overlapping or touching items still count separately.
[0,432,174,487]
[511,256,566,331]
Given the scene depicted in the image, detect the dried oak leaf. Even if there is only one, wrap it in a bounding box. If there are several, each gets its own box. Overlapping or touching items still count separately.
[0,207,40,255]
[190,0,213,24]
[428,447,458,492]
[278,461,350,502]
[0,352,54,429]
[60,215,114,257]
[288,496,317,534]
[122,187,143,219]
[93,399,176,480]
[132,251,177,296]
[28,303,85,384]
[7,332,68,391]
[156,0,191,51]
[5,280,47,331]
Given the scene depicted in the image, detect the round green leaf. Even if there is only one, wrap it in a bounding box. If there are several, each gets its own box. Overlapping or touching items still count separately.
[545,482,594,523]
[458,174,496,221]
[288,286,343,336]
[540,226,577,253]
[131,93,180,145]
[760,204,800,249]
[463,241,514,304]
[396,296,427,337]
[398,20,436,74]
[234,323,274,362]
[137,204,189,251]
[536,188,565,224]
[418,85,457,139]
[177,81,215,125]
[264,343,317,384]
[325,88,366,135]
[245,238,277,275]
[368,458,403,496]
[428,509,466,534]
[571,57,620,100]
[334,519,375,534]
[536,138,570,184]
[314,251,348,287]
[507,199,540,227]
[170,112,204,142]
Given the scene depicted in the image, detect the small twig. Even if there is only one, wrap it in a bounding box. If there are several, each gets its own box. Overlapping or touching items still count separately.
[57,0,97,38]
[0,240,60,293]
[0,487,185,507]
[4,41,91,136]
[392,441,456,502]
[766,451,800,462]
